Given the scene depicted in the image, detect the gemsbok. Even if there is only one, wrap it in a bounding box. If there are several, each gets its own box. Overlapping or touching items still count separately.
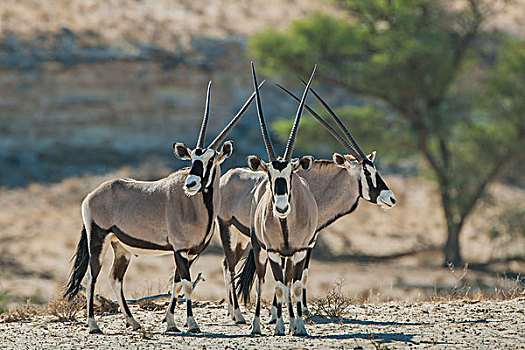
[236,63,318,336]
[63,80,262,334]
[220,81,396,324]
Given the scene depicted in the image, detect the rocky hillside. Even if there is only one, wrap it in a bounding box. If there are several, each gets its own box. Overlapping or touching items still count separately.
[1,0,524,187]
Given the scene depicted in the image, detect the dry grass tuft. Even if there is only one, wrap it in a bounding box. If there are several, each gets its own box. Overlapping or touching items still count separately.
[311,279,354,319]
[431,264,525,302]
[94,294,119,315]
[0,300,45,323]
[48,294,84,321]
[138,300,166,311]
[447,263,472,299]
[137,325,154,340]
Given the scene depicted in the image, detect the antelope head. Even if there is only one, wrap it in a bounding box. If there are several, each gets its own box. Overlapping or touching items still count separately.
[247,63,316,218]
[332,151,396,209]
[277,80,396,209]
[174,81,262,196]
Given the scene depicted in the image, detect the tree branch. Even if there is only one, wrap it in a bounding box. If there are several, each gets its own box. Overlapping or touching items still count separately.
[459,141,521,220]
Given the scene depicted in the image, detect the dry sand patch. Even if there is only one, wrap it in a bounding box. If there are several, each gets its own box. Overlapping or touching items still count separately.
[1,299,524,349]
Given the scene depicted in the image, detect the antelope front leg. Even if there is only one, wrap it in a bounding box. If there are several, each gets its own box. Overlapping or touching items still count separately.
[301,248,313,317]
[174,251,200,333]
[163,265,182,333]
[249,248,267,335]
[86,224,108,334]
[109,241,140,331]
[268,252,285,336]
[291,251,308,336]
[284,258,296,334]
[268,294,278,324]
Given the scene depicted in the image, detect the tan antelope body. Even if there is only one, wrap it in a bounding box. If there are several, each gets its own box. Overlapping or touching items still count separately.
[236,63,318,336]
[222,82,396,324]
[64,81,262,334]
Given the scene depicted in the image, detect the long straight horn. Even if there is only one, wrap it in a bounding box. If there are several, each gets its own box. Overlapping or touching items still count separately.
[251,62,276,161]
[208,81,265,150]
[276,84,362,159]
[196,81,212,148]
[283,65,317,161]
[299,78,366,158]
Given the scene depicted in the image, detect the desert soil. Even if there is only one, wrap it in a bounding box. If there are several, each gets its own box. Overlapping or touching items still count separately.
[1,298,524,349]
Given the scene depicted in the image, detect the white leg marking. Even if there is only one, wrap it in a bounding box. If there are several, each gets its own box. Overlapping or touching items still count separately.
[182,279,200,333]
[269,304,277,324]
[291,250,307,264]
[291,281,302,304]
[221,261,233,317]
[268,252,281,265]
[164,281,181,332]
[187,315,199,333]
[274,281,286,336]
[233,308,246,324]
[181,279,193,299]
[301,269,308,286]
[275,315,285,336]
[258,249,268,266]
[293,315,308,336]
[301,268,311,316]
[291,280,308,336]
[251,316,262,335]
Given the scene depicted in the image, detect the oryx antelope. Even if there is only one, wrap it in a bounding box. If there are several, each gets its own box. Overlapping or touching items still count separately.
[63,80,261,334]
[219,81,396,324]
[236,63,318,336]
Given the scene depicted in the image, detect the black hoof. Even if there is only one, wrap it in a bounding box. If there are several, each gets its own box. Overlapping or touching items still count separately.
[89,328,103,335]
[126,321,141,331]
[188,327,201,334]
[268,319,276,324]
[235,319,247,325]
[165,326,181,333]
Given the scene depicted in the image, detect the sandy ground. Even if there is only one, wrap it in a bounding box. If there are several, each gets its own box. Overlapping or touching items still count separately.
[1,298,524,349]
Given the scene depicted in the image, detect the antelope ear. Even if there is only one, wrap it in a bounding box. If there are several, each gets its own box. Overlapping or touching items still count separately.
[332,153,346,167]
[247,155,267,172]
[367,151,376,162]
[173,143,191,160]
[218,140,234,164]
[293,155,314,171]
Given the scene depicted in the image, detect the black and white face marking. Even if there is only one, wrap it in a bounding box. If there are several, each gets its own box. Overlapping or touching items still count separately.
[269,160,293,218]
[333,151,396,209]
[174,141,233,196]
[184,148,216,195]
[248,155,313,219]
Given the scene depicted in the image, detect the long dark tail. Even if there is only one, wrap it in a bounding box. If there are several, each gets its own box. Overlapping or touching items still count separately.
[63,226,89,300]
[235,248,257,305]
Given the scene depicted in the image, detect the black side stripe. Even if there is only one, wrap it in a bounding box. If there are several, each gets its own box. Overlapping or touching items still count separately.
[231,216,251,237]
[308,231,319,246]
[177,166,217,256]
[110,225,172,251]
[200,167,216,249]
[201,158,215,191]
[316,197,360,233]
[279,218,289,249]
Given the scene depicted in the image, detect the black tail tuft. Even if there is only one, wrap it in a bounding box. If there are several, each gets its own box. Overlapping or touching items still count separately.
[63,226,89,300]
[235,249,257,305]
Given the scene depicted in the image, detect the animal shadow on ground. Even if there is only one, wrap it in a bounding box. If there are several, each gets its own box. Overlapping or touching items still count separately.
[307,317,448,345]
[308,316,424,326]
